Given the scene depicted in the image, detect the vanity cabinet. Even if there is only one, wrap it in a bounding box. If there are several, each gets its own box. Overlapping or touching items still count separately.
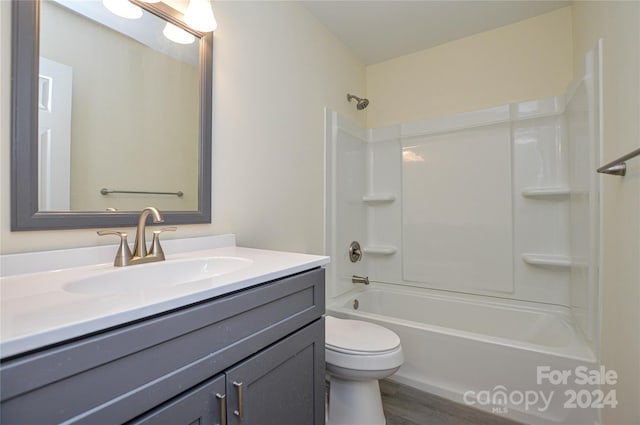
[132,320,322,425]
[0,268,325,425]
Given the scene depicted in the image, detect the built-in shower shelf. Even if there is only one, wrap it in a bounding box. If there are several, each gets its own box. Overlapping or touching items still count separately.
[362,194,396,204]
[521,187,571,199]
[522,254,573,268]
[363,246,397,255]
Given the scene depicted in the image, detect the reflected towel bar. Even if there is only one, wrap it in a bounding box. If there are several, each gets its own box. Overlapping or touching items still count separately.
[100,188,184,197]
[597,147,640,176]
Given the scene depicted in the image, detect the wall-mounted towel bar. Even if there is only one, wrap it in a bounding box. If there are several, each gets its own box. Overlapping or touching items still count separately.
[100,188,184,197]
[597,147,640,176]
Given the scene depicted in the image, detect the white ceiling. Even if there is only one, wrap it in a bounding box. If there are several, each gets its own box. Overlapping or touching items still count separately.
[301,1,571,65]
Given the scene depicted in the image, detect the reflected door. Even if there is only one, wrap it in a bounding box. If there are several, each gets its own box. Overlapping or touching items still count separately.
[38,57,72,211]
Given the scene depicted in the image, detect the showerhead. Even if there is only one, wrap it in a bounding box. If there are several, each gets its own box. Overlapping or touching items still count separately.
[347,93,369,110]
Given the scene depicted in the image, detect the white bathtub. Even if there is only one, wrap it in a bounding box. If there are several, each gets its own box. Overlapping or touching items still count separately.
[327,284,599,425]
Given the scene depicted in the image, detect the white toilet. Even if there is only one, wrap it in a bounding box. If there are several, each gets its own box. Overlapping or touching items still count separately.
[325,316,404,425]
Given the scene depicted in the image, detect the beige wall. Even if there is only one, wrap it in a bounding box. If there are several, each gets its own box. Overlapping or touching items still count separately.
[208,1,365,253]
[366,7,573,128]
[572,2,640,424]
[0,1,365,254]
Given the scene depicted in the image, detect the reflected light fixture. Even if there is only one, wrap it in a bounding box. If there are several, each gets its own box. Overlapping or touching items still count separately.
[184,0,217,32]
[102,0,143,19]
[163,22,196,44]
[402,150,425,163]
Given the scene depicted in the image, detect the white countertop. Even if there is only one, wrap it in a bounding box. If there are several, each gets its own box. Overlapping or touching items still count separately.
[0,235,329,358]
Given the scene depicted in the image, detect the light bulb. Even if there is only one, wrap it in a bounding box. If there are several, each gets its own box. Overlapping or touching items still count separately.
[163,23,196,45]
[102,0,143,19]
[184,0,217,32]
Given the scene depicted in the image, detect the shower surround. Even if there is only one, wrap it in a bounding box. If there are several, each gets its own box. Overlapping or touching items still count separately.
[325,47,602,425]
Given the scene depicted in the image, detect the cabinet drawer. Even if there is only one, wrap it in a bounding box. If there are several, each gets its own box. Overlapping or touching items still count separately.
[1,268,324,424]
[129,374,226,425]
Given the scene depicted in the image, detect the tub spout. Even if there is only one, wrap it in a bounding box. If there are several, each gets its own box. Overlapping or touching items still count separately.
[352,275,369,285]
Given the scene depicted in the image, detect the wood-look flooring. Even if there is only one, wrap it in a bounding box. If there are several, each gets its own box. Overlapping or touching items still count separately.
[380,380,524,425]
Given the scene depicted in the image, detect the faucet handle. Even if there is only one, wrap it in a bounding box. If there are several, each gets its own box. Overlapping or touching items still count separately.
[149,227,177,260]
[97,230,132,267]
[97,230,126,237]
[157,226,177,233]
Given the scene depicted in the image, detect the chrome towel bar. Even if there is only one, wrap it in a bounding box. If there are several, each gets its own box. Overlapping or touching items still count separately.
[100,188,184,197]
[597,147,640,176]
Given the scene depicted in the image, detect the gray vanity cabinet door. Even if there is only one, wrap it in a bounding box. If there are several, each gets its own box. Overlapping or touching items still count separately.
[225,318,325,425]
[129,374,226,425]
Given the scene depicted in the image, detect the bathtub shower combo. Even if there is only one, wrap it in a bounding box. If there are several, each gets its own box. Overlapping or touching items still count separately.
[325,45,602,424]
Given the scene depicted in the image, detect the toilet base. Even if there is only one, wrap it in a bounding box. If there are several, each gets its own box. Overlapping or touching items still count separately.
[327,376,386,425]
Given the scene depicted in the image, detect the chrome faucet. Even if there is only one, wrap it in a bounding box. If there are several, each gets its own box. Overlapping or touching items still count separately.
[98,207,176,267]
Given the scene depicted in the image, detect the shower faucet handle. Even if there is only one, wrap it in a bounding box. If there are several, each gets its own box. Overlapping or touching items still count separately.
[349,241,362,262]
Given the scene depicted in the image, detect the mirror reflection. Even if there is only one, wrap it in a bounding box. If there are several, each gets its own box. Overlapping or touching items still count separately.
[38,0,200,212]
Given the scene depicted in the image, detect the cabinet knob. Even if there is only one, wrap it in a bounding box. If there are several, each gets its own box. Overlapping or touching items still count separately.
[233,381,244,419]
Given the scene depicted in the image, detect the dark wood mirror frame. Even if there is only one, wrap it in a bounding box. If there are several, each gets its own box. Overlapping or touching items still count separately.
[11,0,212,230]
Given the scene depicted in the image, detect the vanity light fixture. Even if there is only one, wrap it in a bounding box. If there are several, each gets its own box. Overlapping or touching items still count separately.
[184,0,217,32]
[163,22,196,44]
[102,0,143,19]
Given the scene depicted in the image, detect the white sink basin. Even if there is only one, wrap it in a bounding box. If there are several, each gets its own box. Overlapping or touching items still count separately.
[64,256,253,295]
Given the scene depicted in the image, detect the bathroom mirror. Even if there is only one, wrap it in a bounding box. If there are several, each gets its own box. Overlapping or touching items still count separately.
[11,0,212,230]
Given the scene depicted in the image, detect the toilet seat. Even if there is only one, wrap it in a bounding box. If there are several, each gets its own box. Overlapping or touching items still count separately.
[325,316,404,372]
[326,316,401,354]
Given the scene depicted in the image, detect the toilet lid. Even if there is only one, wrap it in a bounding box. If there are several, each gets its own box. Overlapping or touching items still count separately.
[325,316,401,354]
